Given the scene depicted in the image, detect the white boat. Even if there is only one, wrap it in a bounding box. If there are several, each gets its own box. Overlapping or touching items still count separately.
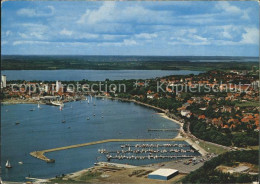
[51,101,64,107]
[88,100,89,104]
[5,160,12,168]
[37,103,40,108]
[18,161,23,165]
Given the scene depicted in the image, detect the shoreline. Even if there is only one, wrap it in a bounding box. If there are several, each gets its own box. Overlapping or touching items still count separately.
[3,96,208,183]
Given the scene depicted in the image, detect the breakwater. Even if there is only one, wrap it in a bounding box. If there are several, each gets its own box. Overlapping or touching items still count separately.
[30,138,186,162]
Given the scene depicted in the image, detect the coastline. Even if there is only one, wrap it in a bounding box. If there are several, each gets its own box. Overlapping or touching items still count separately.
[4,96,208,183]
[158,113,183,139]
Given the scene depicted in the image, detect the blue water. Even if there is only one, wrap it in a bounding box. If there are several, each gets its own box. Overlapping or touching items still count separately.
[2,70,202,81]
[0,98,199,182]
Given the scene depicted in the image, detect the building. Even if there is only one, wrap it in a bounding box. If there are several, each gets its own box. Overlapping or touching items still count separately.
[1,75,6,88]
[148,168,178,180]
[56,80,62,92]
[181,110,191,117]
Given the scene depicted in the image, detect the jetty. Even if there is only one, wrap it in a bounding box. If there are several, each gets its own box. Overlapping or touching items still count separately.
[147,129,179,132]
[30,138,186,162]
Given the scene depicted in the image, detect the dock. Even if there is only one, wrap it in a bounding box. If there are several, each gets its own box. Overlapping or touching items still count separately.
[147,129,179,132]
[30,138,186,162]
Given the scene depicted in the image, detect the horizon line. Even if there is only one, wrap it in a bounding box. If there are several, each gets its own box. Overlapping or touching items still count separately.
[1,54,259,58]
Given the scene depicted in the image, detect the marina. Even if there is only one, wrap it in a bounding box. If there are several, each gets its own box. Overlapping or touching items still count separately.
[99,143,198,161]
[30,138,186,163]
[1,97,185,181]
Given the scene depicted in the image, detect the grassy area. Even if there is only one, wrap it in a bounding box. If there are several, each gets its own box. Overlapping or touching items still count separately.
[198,141,228,155]
[78,171,102,181]
[49,171,102,183]
[235,101,259,107]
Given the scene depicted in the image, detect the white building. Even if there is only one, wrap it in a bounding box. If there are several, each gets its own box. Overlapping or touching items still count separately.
[56,80,62,92]
[1,75,6,88]
[147,94,154,99]
[148,168,179,180]
[181,110,191,117]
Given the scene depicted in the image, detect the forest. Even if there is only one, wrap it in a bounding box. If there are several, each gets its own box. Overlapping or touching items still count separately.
[1,55,258,71]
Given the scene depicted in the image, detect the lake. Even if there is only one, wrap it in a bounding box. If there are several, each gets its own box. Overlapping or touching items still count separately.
[1,98,199,182]
[2,70,202,81]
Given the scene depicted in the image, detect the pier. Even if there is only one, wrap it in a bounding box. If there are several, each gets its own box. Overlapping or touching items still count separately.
[147,129,179,132]
[99,143,197,161]
[30,138,186,162]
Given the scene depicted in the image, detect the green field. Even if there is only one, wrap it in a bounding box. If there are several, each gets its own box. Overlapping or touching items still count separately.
[198,141,228,155]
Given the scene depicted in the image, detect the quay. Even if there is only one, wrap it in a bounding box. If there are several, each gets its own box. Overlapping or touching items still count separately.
[30,138,186,162]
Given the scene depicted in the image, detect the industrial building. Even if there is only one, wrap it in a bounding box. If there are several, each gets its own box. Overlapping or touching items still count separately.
[148,168,179,180]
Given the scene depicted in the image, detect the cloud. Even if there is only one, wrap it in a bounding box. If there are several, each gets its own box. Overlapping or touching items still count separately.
[102,34,127,40]
[60,28,73,36]
[2,1,258,56]
[240,27,259,44]
[98,39,138,47]
[77,1,171,25]
[216,2,250,20]
[216,2,241,14]
[169,28,210,45]
[123,39,137,46]
[17,6,54,17]
[135,33,157,39]
[79,33,99,39]
[12,40,89,47]
[13,40,50,46]
[5,31,11,36]
[16,23,49,40]
[1,41,8,45]
[77,2,116,24]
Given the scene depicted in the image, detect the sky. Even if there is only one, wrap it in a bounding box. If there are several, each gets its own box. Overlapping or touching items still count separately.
[1,1,259,56]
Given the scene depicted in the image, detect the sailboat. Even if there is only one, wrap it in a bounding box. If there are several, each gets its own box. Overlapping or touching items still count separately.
[37,103,40,108]
[59,106,63,111]
[88,99,89,104]
[5,160,12,168]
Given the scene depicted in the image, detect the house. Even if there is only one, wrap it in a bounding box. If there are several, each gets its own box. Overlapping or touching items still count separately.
[147,94,154,99]
[198,115,206,120]
[181,110,191,117]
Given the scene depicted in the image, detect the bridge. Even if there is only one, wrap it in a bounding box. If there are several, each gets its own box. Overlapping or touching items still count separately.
[30,138,186,162]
